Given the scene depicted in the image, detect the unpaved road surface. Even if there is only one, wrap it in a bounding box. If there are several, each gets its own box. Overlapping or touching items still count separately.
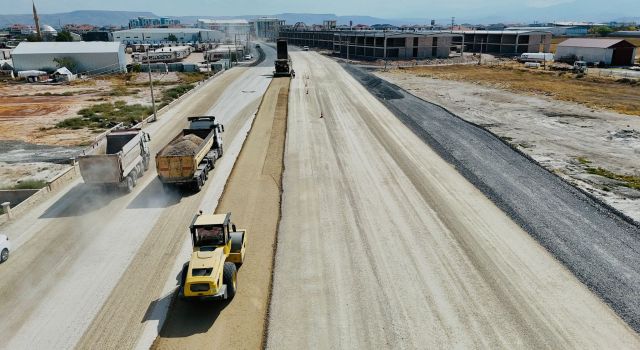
[154,76,289,350]
[0,44,277,350]
[348,63,640,334]
[375,69,640,221]
[266,51,640,348]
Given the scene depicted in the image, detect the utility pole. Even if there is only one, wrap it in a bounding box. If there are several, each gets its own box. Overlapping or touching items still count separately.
[383,30,388,71]
[146,49,157,122]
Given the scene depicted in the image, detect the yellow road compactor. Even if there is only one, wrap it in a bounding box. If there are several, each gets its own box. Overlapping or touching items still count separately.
[179,211,246,300]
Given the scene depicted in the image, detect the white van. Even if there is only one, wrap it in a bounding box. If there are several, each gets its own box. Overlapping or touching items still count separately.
[519,52,554,63]
[0,234,10,263]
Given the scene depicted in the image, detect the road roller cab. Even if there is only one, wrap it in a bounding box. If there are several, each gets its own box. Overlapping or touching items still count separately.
[179,211,246,300]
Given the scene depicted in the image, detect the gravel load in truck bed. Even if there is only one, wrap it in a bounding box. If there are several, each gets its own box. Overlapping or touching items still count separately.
[160,134,204,156]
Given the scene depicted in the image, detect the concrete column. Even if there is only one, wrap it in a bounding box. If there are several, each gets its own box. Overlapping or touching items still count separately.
[1,202,11,219]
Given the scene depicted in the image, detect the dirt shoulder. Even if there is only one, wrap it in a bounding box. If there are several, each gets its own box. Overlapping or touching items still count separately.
[396,64,640,115]
[153,77,290,350]
[375,68,640,222]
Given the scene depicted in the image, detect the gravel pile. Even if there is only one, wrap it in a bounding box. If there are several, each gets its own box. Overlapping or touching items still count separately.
[161,134,203,156]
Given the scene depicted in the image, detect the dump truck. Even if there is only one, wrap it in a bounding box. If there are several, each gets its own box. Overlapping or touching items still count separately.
[274,39,291,77]
[179,211,246,300]
[156,116,224,192]
[78,128,151,193]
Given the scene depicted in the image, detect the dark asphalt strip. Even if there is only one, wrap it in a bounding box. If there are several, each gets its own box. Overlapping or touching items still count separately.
[343,64,640,333]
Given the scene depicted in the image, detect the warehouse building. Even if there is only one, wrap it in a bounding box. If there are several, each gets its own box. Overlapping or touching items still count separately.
[453,30,552,54]
[556,38,637,66]
[113,28,224,44]
[11,41,126,74]
[197,19,251,38]
[279,30,459,59]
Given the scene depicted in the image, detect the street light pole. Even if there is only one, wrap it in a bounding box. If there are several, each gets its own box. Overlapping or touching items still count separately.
[146,49,157,122]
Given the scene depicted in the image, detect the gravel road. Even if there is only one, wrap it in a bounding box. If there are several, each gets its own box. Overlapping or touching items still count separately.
[344,63,640,334]
[0,44,277,350]
[266,51,640,348]
[153,76,290,350]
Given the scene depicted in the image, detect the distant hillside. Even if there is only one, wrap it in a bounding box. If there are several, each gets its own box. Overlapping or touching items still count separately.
[1,9,637,29]
[0,10,158,27]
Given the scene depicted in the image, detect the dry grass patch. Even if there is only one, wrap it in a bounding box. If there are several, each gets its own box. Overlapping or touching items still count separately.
[403,65,640,115]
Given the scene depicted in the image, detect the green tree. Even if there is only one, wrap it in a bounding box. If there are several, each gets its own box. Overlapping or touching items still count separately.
[55,30,74,42]
[590,26,614,37]
[26,34,41,42]
[167,34,178,42]
[53,57,78,73]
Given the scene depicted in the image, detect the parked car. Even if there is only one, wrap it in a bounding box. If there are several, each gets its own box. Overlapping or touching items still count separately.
[244,54,252,60]
[303,46,310,51]
[0,234,10,263]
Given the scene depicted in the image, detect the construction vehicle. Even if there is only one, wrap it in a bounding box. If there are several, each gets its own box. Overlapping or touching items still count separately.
[274,39,291,77]
[179,211,246,300]
[573,61,588,73]
[156,116,224,192]
[78,128,151,193]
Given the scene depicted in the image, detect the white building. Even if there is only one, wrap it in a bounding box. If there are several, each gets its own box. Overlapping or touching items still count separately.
[11,42,126,74]
[113,28,224,44]
[556,38,637,66]
[197,19,250,38]
[251,17,284,40]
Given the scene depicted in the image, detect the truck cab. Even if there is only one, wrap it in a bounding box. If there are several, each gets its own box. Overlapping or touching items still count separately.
[180,212,246,300]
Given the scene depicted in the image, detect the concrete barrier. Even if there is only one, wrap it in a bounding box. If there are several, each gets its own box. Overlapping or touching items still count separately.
[0,189,40,207]
[0,164,80,226]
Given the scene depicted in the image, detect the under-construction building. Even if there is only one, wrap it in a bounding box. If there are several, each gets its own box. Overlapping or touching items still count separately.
[279,30,459,60]
[279,28,552,59]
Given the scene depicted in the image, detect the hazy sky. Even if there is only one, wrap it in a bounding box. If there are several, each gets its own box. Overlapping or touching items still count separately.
[4,0,638,18]
[4,0,568,17]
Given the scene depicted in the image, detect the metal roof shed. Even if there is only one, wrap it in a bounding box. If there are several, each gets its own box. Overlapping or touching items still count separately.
[11,42,126,74]
[556,38,637,66]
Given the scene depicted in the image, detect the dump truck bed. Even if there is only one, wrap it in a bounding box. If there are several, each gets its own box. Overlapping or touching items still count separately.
[78,130,143,184]
[156,128,215,183]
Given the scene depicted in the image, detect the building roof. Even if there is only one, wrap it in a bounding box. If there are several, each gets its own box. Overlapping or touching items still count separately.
[154,46,192,52]
[558,38,636,48]
[198,19,249,24]
[54,67,73,75]
[114,28,204,34]
[452,30,550,35]
[12,41,123,55]
[610,31,640,37]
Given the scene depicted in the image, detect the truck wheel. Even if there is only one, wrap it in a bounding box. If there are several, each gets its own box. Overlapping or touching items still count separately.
[223,262,237,299]
[1,248,8,263]
[135,163,143,178]
[193,178,202,192]
[143,156,150,171]
[124,176,134,193]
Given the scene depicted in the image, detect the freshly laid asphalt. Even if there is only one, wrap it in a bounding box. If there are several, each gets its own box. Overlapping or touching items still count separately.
[344,64,640,333]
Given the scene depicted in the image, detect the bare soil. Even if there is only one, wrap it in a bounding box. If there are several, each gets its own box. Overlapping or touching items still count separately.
[376,68,640,222]
[398,64,640,115]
